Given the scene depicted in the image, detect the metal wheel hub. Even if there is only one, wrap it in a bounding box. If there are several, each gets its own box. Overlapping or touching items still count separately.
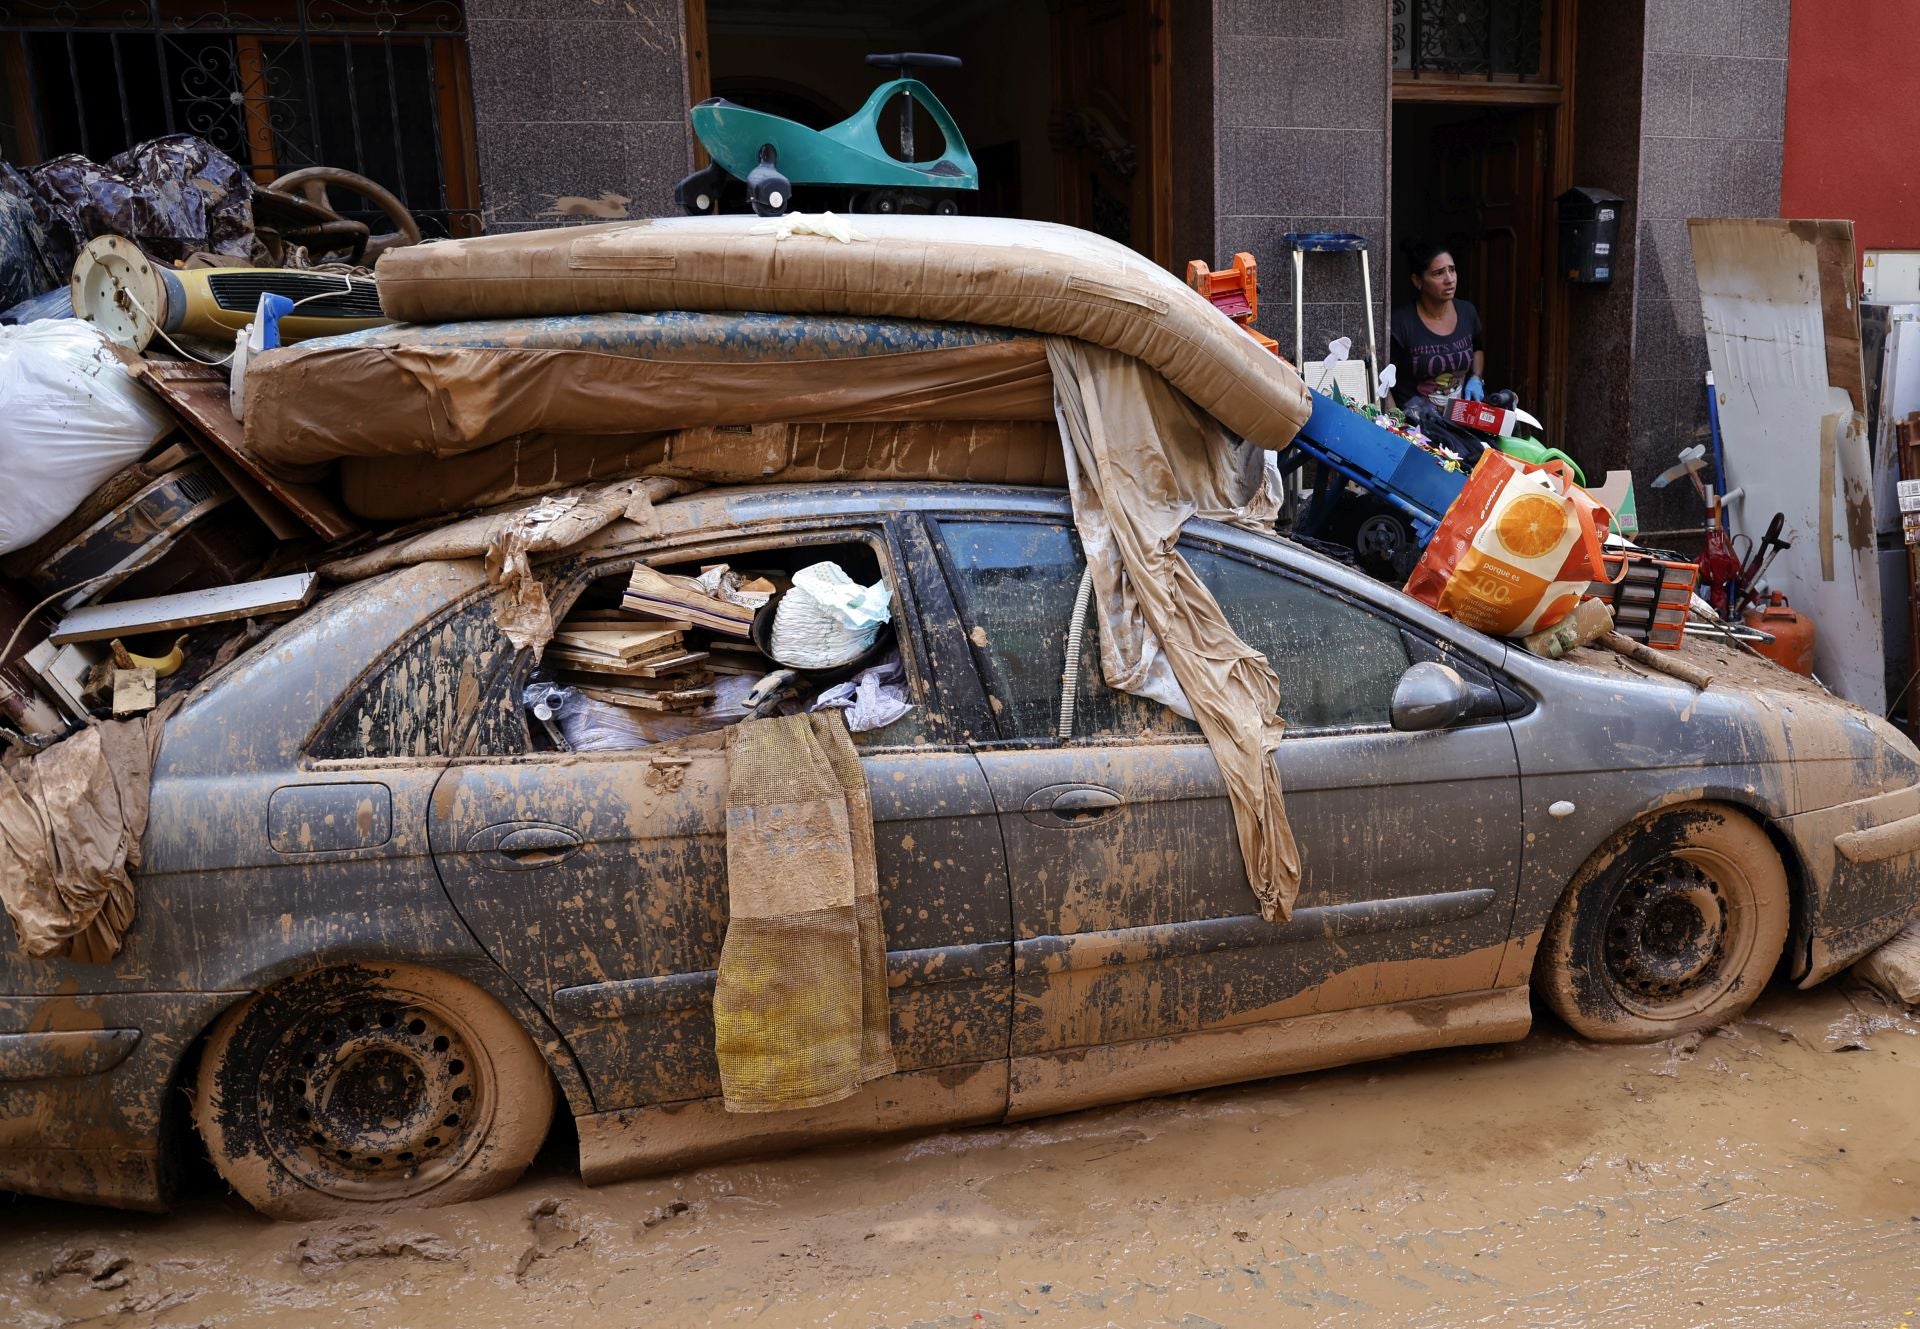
[1604,857,1726,1002]
[263,999,477,1180]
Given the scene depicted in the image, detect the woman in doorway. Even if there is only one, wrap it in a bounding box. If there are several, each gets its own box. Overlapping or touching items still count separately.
[1388,239,1485,408]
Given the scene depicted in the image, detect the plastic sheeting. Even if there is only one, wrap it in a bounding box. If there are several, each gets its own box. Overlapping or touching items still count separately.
[0,320,178,553]
[26,134,254,264]
[1047,338,1301,921]
[0,698,179,963]
[369,215,1311,455]
[245,311,1055,470]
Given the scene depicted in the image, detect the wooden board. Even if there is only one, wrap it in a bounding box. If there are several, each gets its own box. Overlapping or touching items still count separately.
[627,650,710,677]
[560,667,712,693]
[544,644,691,676]
[576,682,716,711]
[49,571,319,644]
[551,623,685,660]
[1807,219,1866,414]
[134,359,359,543]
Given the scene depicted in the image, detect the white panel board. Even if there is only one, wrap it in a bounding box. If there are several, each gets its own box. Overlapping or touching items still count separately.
[1691,220,1885,709]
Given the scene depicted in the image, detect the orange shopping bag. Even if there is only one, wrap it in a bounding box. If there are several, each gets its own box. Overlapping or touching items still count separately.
[1404,453,1613,638]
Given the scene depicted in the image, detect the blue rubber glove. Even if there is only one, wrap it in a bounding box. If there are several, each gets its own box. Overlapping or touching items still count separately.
[1463,375,1486,402]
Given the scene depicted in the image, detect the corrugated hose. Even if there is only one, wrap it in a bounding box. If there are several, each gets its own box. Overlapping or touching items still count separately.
[1057,563,1096,740]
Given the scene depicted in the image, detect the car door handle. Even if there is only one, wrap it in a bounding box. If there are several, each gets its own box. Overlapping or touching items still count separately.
[1021,785,1122,829]
[496,825,583,866]
[1051,787,1120,819]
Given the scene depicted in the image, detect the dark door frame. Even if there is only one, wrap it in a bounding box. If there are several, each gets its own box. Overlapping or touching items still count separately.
[1391,0,1578,443]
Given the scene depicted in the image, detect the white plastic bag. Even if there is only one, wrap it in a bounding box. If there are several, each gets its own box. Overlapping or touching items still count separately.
[0,319,175,553]
[767,561,892,670]
[809,654,911,732]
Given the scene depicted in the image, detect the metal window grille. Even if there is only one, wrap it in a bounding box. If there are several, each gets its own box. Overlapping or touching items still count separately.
[0,0,479,238]
[1391,0,1546,80]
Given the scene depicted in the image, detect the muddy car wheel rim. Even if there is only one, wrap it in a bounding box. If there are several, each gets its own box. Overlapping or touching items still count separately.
[258,996,492,1199]
[1601,850,1744,1018]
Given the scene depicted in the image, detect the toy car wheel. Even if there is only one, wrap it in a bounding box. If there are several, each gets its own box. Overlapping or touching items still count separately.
[1537,804,1789,1043]
[193,963,554,1220]
[868,190,901,215]
[934,197,960,216]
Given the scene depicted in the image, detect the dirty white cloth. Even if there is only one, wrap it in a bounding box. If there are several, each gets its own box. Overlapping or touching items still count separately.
[809,656,911,732]
[0,319,175,553]
[768,562,891,670]
[1046,337,1299,920]
[320,476,692,654]
[0,698,178,963]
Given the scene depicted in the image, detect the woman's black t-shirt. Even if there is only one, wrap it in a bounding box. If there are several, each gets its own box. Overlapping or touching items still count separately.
[1389,300,1482,402]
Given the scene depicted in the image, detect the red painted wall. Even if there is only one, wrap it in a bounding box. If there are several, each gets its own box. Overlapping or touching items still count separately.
[1781,0,1920,256]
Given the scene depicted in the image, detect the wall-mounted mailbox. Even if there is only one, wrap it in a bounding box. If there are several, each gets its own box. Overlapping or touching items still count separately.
[1558,187,1624,284]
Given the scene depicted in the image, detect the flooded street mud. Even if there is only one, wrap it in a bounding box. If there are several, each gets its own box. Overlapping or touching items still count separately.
[6,982,1920,1328]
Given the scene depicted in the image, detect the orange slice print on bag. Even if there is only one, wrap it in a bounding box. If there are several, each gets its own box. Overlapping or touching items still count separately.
[1493,493,1569,560]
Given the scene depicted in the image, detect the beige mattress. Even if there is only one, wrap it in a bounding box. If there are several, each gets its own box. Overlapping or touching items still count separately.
[371,215,1311,454]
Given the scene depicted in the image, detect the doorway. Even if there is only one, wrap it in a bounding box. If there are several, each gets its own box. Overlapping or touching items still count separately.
[690,0,1171,264]
[1391,103,1551,410]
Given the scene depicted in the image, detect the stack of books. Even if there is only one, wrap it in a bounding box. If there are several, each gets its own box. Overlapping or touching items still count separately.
[546,614,715,711]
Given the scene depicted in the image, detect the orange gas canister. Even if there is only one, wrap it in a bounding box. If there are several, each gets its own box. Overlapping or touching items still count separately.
[1743,593,1817,675]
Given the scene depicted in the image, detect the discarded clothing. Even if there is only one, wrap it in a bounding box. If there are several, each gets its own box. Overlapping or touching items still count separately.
[1047,337,1302,921]
[809,655,911,732]
[0,698,179,963]
[714,712,893,1113]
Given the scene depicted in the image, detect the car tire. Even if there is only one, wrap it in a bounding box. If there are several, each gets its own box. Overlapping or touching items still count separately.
[1537,803,1790,1043]
[193,963,554,1220]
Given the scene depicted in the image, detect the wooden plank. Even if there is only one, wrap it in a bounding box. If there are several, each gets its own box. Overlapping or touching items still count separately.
[134,360,359,543]
[187,436,304,542]
[1819,411,1839,582]
[575,682,716,711]
[50,572,319,644]
[1808,219,1866,415]
[559,667,712,693]
[544,644,691,676]
[627,650,710,677]
[551,624,685,660]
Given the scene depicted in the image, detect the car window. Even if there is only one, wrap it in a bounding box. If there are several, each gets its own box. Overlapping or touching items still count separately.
[310,590,514,761]
[478,530,934,759]
[1183,543,1411,731]
[935,518,1197,742]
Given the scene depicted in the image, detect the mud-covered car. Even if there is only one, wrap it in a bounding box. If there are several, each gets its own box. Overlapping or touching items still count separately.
[5,482,1919,1219]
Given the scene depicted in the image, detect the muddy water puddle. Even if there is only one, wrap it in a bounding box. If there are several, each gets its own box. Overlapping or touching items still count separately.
[6,983,1920,1327]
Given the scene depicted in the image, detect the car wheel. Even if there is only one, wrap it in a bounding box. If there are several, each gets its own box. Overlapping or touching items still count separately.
[193,964,554,1220]
[1537,803,1789,1043]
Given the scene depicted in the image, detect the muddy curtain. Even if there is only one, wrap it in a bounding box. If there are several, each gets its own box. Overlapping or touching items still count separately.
[1046,338,1302,921]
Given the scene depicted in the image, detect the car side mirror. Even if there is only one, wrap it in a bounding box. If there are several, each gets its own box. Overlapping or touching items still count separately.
[1391,661,1473,732]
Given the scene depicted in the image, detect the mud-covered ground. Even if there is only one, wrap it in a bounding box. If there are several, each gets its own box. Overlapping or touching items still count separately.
[6,982,1919,1328]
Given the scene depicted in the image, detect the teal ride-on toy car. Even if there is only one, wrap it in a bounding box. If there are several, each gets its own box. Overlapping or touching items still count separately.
[675,52,979,217]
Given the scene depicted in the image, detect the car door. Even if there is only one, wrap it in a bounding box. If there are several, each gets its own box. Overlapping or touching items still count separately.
[925,512,1523,1090]
[427,518,1012,1116]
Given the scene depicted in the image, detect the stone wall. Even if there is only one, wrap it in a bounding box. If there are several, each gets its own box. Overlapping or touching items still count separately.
[465,0,694,231]
[1212,0,1392,369]
[1629,0,1791,535]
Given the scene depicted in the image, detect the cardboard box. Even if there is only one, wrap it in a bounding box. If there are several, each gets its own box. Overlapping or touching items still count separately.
[1439,395,1521,437]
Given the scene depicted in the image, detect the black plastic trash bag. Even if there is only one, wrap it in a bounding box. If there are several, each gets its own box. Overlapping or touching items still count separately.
[26,133,255,264]
[0,162,68,310]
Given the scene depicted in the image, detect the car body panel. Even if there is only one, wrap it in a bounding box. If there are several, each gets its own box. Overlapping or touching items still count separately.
[4,481,1918,1212]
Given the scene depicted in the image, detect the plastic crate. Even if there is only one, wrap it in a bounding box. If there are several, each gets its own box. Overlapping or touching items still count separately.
[1295,390,1470,522]
[1587,551,1697,649]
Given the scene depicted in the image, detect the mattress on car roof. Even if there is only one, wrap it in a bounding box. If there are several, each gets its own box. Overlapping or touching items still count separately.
[243,309,1057,472]
[368,214,1310,450]
[336,418,1069,521]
